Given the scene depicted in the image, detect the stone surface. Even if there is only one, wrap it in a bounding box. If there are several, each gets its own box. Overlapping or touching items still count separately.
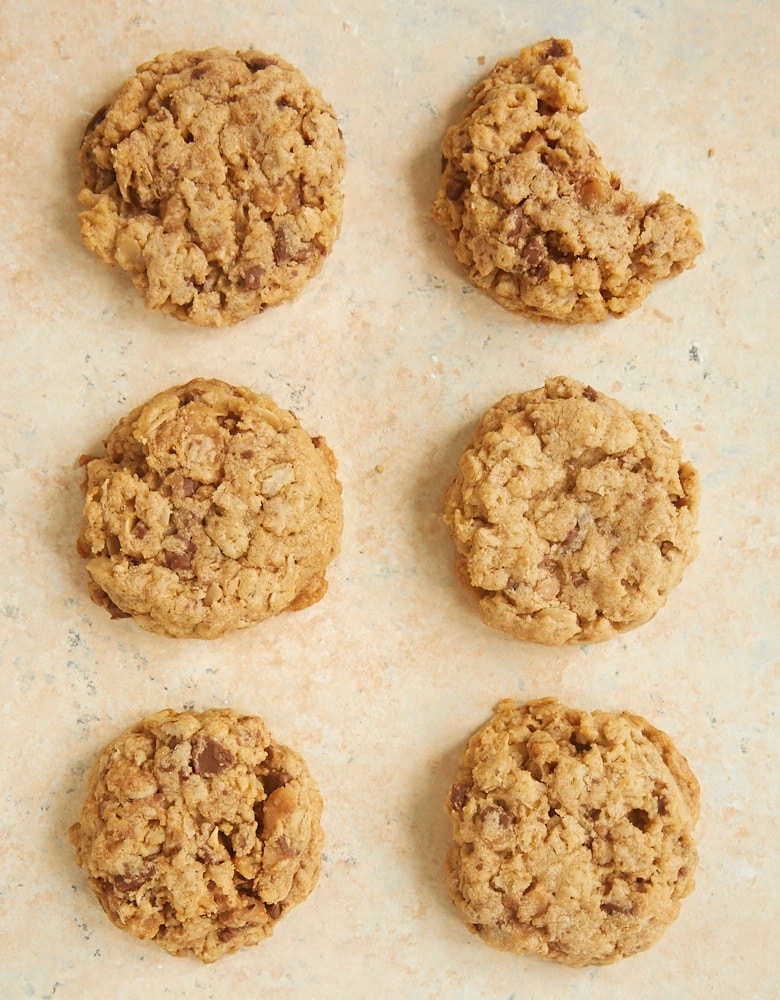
[0,3,777,998]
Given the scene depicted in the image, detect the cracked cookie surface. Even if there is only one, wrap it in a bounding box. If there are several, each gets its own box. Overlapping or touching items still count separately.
[446,698,700,966]
[79,47,345,326]
[77,377,342,638]
[442,376,699,644]
[70,708,324,962]
[432,38,703,322]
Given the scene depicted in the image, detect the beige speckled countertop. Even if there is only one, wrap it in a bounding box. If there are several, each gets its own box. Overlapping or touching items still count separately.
[1,2,778,998]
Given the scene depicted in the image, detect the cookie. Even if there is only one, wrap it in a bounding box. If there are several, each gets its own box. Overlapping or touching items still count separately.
[442,377,699,645]
[445,698,700,966]
[77,377,342,638]
[70,708,323,962]
[78,47,345,326]
[432,38,703,322]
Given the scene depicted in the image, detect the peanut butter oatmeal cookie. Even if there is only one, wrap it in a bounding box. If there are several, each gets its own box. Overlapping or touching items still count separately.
[446,698,700,966]
[78,47,345,326]
[432,38,703,322]
[77,378,342,638]
[442,377,699,644]
[70,708,324,962]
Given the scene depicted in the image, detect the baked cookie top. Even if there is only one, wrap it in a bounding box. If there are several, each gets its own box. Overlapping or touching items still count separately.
[70,708,323,963]
[77,377,342,638]
[78,47,345,327]
[442,376,699,645]
[432,38,703,322]
[445,698,700,966]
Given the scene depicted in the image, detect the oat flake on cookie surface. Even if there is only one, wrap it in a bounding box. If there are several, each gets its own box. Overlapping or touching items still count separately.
[446,698,700,966]
[442,376,700,645]
[70,708,324,962]
[432,38,703,322]
[78,47,345,326]
[77,378,342,638]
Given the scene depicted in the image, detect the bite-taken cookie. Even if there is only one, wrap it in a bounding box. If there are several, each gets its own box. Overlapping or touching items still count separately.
[432,38,703,322]
[70,708,324,962]
[442,377,699,645]
[446,698,700,966]
[78,47,345,326]
[77,378,342,638]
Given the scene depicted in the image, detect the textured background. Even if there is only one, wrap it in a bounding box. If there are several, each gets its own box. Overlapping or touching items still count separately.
[1,2,777,997]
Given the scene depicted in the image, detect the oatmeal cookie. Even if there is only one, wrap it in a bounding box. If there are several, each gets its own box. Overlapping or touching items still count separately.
[77,377,342,638]
[446,698,700,965]
[78,47,345,326]
[70,708,324,962]
[432,38,703,322]
[442,376,699,644]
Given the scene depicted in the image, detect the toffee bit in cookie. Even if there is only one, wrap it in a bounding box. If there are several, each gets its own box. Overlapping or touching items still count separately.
[442,376,700,645]
[445,698,700,965]
[432,37,703,322]
[78,47,345,327]
[69,708,324,963]
[76,377,343,639]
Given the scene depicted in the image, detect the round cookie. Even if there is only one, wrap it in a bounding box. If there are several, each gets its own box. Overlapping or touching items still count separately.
[442,376,699,645]
[78,47,345,327]
[70,708,324,963]
[445,698,700,966]
[432,38,703,322]
[77,377,342,638]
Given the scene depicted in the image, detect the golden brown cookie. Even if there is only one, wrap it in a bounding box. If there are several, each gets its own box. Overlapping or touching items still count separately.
[445,698,700,966]
[77,378,342,638]
[432,38,703,322]
[442,377,699,644]
[70,708,324,962]
[78,47,345,326]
